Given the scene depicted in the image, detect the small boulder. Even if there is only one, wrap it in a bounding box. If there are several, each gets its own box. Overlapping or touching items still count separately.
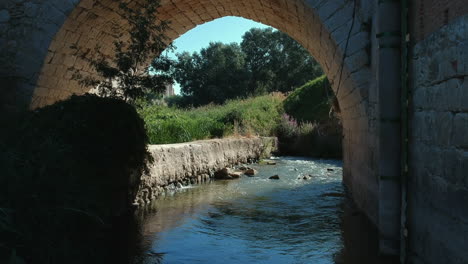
[229,171,243,178]
[269,175,280,180]
[327,168,334,172]
[266,161,277,165]
[215,168,237,179]
[214,167,229,179]
[301,174,313,180]
[244,168,258,176]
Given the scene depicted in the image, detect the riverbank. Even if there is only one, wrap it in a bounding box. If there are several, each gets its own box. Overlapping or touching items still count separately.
[135,137,278,205]
[138,79,342,159]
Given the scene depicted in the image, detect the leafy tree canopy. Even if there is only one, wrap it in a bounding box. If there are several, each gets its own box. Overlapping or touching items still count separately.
[242,28,323,94]
[172,27,323,107]
[172,42,249,106]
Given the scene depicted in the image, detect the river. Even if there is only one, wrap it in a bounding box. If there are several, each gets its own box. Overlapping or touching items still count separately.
[128,157,397,264]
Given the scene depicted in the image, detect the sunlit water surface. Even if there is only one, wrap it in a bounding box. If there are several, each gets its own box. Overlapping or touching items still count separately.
[132,157,350,264]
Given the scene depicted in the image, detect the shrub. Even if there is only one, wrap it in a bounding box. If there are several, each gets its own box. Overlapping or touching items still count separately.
[283,75,332,123]
[164,94,194,108]
[0,94,151,263]
[278,76,343,158]
[276,114,342,158]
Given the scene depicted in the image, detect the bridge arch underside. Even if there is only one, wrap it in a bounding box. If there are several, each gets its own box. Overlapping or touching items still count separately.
[29,0,377,223]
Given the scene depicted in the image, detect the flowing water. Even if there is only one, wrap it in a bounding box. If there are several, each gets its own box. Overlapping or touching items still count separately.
[129,157,397,264]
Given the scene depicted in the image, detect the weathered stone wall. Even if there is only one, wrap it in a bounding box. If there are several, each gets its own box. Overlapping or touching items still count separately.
[410,0,468,42]
[0,0,81,112]
[408,14,468,264]
[135,137,277,205]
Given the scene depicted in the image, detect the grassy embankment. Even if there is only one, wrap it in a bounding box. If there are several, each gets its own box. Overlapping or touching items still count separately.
[139,75,342,158]
[280,75,342,158]
[138,93,285,144]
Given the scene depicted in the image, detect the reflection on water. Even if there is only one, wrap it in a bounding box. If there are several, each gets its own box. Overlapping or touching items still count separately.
[131,157,398,264]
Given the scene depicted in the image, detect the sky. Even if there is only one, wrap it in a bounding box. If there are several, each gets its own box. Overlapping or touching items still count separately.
[163,16,270,94]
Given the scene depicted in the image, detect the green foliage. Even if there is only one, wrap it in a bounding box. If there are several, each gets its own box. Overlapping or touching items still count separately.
[0,94,151,263]
[139,94,285,144]
[164,94,194,108]
[283,75,332,124]
[172,42,249,106]
[172,28,323,107]
[73,0,174,103]
[241,28,323,94]
[277,75,342,158]
[276,114,342,158]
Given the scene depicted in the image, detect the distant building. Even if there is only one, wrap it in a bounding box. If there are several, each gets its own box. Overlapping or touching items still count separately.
[163,83,175,98]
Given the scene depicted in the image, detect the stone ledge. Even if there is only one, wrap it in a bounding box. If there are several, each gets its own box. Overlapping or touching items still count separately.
[135,137,278,205]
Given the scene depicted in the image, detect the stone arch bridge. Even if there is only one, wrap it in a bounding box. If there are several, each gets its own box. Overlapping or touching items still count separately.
[1,0,467,263]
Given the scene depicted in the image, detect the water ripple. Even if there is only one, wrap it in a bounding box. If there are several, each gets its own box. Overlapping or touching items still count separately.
[136,157,345,264]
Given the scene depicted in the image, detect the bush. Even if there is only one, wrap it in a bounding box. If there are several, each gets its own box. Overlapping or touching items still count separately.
[283,75,332,123]
[139,93,285,144]
[277,113,342,158]
[277,76,343,158]
[164,94,194,108]
[0,94,152,263]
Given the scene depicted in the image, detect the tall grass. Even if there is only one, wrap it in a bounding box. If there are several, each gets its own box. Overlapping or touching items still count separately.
[139,93,285,144]
[276,113,342,158]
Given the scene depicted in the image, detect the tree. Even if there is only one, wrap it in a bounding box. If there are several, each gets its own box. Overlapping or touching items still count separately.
[172,27,324,107]
[240,28,277,95]
[73,0,174,103]
[241,28,323,94]
[172,42,249,106]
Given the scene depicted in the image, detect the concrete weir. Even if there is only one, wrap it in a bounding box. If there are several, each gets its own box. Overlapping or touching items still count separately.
[134,137,277,205]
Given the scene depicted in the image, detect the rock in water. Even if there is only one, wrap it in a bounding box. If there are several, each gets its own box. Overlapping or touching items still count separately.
[269,175,280,180]
[266,161,277,165]
[244,168,258,176]
[327,168,334,172]
[229,171,243,178]
[214,168,230,179]
[215,168,241,179]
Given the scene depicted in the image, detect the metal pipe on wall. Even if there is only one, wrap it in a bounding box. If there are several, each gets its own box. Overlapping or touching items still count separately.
[376,0,402,256]
[399,0,410,262]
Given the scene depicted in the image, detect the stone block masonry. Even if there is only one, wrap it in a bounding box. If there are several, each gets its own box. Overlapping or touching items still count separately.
[134,137,277,206]
[408,14,468,264]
